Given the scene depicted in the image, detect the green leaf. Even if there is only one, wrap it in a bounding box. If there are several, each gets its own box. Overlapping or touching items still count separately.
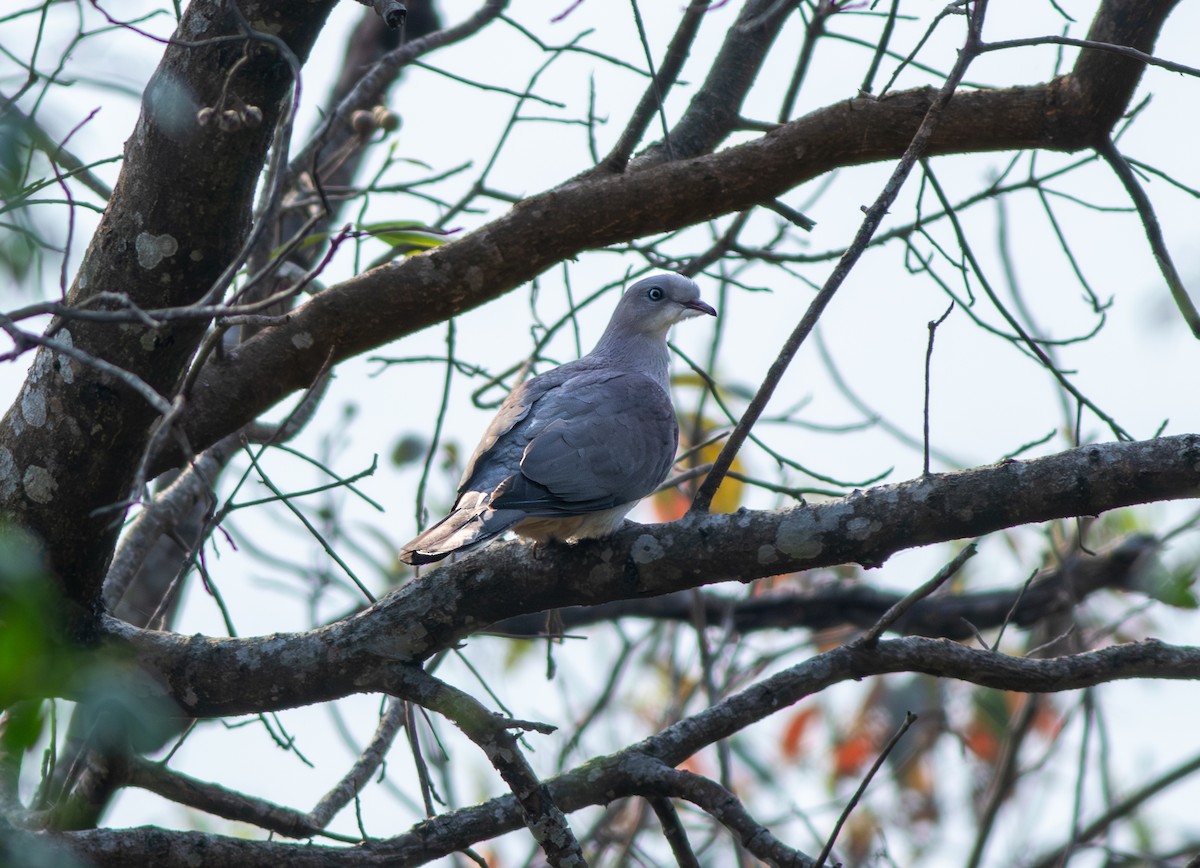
[282,221,453,261]
[359,221,452,251]
[1133,559,1199,609]
[0,700,45,754]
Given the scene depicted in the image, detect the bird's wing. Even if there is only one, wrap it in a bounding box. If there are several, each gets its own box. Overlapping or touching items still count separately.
[451,370,550,491]
[489,371,679,515]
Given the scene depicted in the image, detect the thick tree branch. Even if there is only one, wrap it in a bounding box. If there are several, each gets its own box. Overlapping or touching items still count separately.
[124,757,326,840]
[158,0,1182,474]
[487,534,1158,639]
[600,0,711,172]
[46,637,1200,866]
[5,0,1196,863]
[0,0,338,628]
[622,758,813,867]
[99,436,1200,720]
[380,667,582,868]
[632,0,796,166]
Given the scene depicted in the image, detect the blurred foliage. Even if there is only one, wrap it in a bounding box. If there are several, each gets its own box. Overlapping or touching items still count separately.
[0,525,182,764]
[390,433,427,467]
[0,118,41,282]
[0,826,88,868]
[0,526,70,714]
[1132,555,1199,609]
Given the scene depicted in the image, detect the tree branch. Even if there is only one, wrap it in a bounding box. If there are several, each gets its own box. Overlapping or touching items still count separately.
[47,637,1200,866]
[157,0,1183,475]
[98,435,1200,720]
[486,534,1158,640]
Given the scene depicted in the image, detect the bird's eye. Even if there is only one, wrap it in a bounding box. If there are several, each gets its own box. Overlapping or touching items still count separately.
[647,286,664,301]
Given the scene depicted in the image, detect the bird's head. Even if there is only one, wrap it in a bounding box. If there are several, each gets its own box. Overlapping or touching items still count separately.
[612,273,717,339]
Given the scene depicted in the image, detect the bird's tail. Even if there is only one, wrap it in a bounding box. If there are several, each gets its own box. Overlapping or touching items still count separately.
[400,503,524,565]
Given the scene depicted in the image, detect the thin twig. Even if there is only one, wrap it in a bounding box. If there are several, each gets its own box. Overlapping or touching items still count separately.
[923,302,954,476]
[1096,137,1200,338]
[859,0,901,95]
[307,698,407,829]
[815,712,918,868]
[690,0,988,513]
[853,542,978,648]
[919,161,1133,439]
[1028,750,1200,868]
[241,445,376,603]
[286,0,508,188]
[0,319,172,415]
[965,694,1041,868]
[601,0,707,170]
[379,666,580,867]
[981,34,1200,78]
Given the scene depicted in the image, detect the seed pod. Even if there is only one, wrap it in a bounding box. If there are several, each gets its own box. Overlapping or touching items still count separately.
[350,109,378,136]
[372,106,401,133]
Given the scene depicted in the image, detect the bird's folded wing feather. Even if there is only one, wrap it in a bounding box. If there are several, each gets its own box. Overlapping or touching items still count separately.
[455,375,549,492]
[488,371,678,514]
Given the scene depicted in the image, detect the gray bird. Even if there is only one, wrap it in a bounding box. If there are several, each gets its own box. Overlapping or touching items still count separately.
[400,273,716,565]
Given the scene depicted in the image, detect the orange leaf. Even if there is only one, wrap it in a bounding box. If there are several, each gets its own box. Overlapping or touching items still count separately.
[964,722,1000,763]
[780,706,820,761]
[651,487,689,522]
[833,731,876,778]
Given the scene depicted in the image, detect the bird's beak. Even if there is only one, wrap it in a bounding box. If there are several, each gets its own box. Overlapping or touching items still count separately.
[685,299,718,317]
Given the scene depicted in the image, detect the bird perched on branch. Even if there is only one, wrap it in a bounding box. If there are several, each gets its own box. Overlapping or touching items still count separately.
[400,273,716,565]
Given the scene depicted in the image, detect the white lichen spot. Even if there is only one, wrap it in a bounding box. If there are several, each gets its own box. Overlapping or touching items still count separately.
[775,510,823,559]
[465,265,485,292]
[29,342,54,383]
[182,8,211,38]
[20,387,46,428]
[846,516,882,540]
[291,332,315,350]
[55,329,75,383]
[18,341,63,428]
[630,534,664,564]
[0,449,16,498]
[189,249,203,262]
[879,487,901,504]
[23,465,57,504]
[135,232,179,269]
[757,544,778,565]
[141,330,159,352]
